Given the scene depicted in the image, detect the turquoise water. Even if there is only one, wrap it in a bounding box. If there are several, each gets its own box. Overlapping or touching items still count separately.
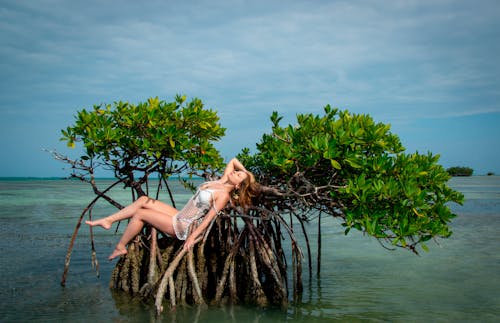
[0,177,499,322]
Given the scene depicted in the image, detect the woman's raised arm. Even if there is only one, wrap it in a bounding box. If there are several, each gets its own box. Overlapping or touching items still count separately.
[219,158,247,183]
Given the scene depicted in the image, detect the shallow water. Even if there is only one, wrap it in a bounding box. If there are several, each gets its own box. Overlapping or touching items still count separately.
[0,176,499,322]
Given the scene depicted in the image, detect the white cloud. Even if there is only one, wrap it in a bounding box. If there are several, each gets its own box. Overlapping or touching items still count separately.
[1,0,499,175]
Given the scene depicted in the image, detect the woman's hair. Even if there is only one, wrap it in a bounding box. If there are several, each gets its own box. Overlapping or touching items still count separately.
[237,171,260,210]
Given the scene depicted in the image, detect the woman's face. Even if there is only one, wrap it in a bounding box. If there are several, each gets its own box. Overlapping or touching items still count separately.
[229,170,248,187]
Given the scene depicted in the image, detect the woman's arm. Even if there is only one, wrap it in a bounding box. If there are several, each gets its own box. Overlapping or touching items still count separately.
[183,192,230,251]
[219,158,247,183]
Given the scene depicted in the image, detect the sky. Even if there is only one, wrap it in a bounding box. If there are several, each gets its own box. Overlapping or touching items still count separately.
[1,0,499,177]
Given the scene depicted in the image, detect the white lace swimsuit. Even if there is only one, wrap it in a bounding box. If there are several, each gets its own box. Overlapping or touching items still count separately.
[172,182,223,240]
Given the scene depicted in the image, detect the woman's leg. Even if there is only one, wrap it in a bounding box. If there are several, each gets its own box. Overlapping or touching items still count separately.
[84,195,180,260]
[109,207,177,260]
[85,196,177,229]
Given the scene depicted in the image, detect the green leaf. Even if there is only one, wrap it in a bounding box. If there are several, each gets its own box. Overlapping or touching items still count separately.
[346,158,362,168]
[330,159,341,169]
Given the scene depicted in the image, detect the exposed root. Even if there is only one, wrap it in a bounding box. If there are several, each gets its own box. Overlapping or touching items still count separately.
[154,236,202,315]
[107,211,299,315]
[187,250,206,305]
[249,239,268,307]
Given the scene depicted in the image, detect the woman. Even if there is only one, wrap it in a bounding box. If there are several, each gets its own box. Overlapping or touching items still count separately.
[86,158,259,260]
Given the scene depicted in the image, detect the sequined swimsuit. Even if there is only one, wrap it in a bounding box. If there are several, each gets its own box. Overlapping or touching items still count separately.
[172,182,224,240]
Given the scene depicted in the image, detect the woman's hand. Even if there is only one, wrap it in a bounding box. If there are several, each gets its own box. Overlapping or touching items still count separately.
[230,158,247,172]
[183,235,196,252]
[220,158,247,183]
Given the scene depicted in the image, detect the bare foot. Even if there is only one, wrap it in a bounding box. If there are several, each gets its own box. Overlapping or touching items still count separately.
[85,218,112,230]
[108,247,127,261]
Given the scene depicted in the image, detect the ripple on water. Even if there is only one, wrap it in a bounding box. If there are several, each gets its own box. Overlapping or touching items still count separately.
[1,177,500,322]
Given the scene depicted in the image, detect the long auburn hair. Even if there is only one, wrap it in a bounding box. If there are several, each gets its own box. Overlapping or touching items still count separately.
[236,171,260,210]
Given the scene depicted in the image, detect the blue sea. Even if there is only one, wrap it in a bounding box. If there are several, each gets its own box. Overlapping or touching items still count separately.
[0,176,499,322]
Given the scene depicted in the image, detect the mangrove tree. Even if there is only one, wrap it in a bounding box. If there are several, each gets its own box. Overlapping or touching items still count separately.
[55,97,464,316]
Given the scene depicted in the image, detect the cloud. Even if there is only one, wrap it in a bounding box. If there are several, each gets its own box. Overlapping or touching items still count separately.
[1,0,499,175]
